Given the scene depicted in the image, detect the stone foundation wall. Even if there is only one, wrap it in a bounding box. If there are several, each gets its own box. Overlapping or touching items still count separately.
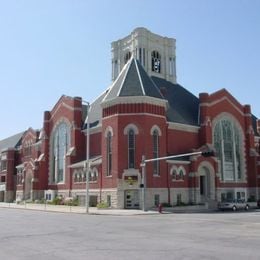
[16,191,23,201]
[169,188,190,205]
[32,190,44,201]
[0,191,4,202]
[5,191,15,202]
[71,189,118,207]
[216,187,248,201]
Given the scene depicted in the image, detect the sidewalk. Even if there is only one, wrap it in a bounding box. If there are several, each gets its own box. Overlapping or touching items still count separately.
[0,202,220,215]
[0,202,159,216]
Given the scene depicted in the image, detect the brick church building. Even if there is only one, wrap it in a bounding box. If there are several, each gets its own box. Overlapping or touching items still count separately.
[0,27,260,209]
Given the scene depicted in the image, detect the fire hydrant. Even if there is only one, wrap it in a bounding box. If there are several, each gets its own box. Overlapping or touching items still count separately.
[158,203,163,213]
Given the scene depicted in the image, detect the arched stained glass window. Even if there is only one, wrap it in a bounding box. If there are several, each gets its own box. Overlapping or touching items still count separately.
[171,168,177,181]
[52,122,70,183]
[128,129,135,168]
[234,126,242,179]
[107,131,112,176]
[153,129,160,176]
[179,169,185,180]
[90,168,98,182]
[213,118,243,181]
[222,120,233,162]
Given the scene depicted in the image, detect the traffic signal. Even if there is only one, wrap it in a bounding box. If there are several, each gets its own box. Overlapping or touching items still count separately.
[201,150,215,157]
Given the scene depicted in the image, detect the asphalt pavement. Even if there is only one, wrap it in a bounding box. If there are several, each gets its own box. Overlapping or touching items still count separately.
[0,207,260,260]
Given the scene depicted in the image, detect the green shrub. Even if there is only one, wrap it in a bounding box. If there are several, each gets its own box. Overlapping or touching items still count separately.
[97,201,109,209]
[35,198,46,204]
[64,197,79,206]
[50,196,63,205]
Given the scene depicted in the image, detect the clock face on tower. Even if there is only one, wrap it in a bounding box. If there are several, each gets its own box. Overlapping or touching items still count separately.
[153,59,160,73]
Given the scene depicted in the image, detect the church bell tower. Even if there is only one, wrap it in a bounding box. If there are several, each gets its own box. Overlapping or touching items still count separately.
[111,27,177,84]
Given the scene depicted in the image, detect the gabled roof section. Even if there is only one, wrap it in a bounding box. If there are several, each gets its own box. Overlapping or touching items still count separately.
[83,89,110,130]
[0,131,25,152]
[152,76,199,126]
[68,155,102,169]
[208,88,244,112]
[103,58,164,102]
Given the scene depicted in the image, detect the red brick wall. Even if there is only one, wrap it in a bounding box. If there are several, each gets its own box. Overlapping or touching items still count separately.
[5,149,15,191]
[101,109,168,188]
[167,129,199,155]
[41,95,86,191]
[199,90,258,189]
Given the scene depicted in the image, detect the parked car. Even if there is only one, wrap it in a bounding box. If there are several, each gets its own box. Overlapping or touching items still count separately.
[218,199,249,211]
[257,200,260,208]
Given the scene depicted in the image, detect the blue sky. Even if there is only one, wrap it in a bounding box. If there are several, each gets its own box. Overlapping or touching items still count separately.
[0,0,260,140]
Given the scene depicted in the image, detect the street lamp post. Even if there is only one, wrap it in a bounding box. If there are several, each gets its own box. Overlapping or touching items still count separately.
[82,101,90,214]
[86,103,90,214]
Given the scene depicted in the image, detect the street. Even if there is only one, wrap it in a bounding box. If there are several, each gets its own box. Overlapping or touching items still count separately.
[0,208,260,259]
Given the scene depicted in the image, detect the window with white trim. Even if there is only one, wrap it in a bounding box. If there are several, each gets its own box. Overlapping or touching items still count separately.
[171,168,178,181]
[51,122,70,183]
[106,131,112,176]
[152,129,160,176]
[213,118,243,181]
[73,169,86,183]
[171,166,186,181]
[90,168,98,182]
[0,160,7,171]
[179,168,185,180]
[128,129,135,168]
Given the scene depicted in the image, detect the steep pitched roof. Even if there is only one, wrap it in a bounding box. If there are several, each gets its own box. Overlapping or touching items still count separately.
[103,58,164,102]
[152,76,199,126]
[0,131,25,152]
[83,89,110,129]
[89,59,200,128]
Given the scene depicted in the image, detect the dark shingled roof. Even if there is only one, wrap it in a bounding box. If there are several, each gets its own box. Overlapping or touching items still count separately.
[152,76,199,126]
[103,58,164,102]
[0,131,25,152]
[96,58,200,127]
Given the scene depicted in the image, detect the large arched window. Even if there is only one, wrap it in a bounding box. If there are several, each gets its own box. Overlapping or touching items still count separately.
[213,118,243,181]
[151,51,161,73]
[124,124,139,169]
[152,129,160,176]
[128,129,135,168]
[51,122,70,183]
[106,131,112,176]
